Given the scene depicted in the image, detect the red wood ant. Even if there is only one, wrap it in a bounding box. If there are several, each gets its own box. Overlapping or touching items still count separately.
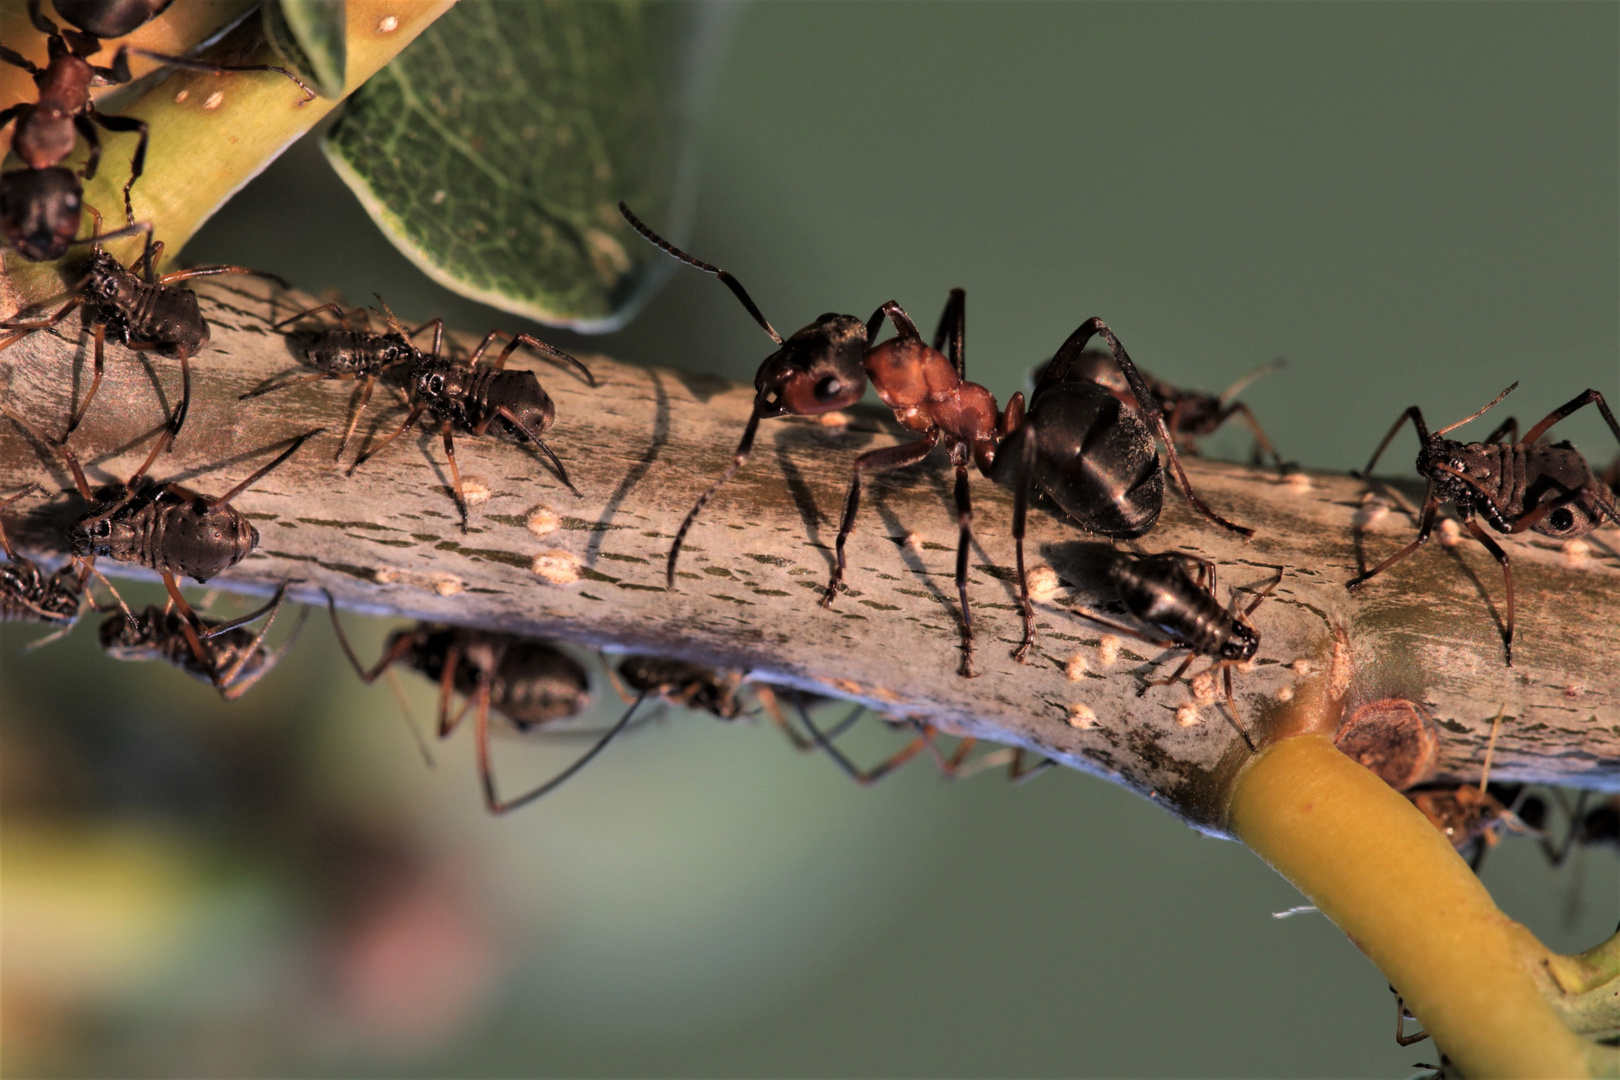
[1070,552,1280,750]
[0,0,313,223]
[347,326,595,531]
[0,223,287,443]
[992,319,1255,661]
[1346,383,1620,664]
[1068,350,1291,471]
[4,410,319,663]
[246,295,444,460]
[0,164,140,262]
[620,203,1004,675]
[100,579,308,700]
[325,594,622,815]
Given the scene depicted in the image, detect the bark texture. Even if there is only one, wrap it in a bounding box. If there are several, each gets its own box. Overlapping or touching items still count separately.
[2,278,1617,832]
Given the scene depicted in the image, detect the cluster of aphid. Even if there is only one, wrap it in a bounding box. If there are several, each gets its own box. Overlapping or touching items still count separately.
[0,5,1616,818]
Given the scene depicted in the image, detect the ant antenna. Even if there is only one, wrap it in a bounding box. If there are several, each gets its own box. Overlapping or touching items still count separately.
[619,201,783,345]
[1437,384,1519,438]
[666,399,765,587]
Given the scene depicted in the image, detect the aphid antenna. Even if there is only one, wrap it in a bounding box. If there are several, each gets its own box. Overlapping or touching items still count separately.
[1436,383,1519,438]
[1218,356,1288,405]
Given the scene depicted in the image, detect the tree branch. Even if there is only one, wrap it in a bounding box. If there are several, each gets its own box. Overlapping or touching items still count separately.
[2,277,1618,835]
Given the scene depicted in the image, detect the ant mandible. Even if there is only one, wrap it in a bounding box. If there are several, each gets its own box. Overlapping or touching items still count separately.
[620,203,1002,676]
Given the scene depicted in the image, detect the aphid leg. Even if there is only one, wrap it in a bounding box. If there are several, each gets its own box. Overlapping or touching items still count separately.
[436,640,464,738]
[0,296,82,341]
[157,263,289,290]
[384,666,437,768]
[1357,407,1432,479]
[486,690,646,815]
[271,302,351,332]
[337,375,376,460]
[667,399,766,586]
[240,369,350,402]
[795,699,928,786]
[207,428,322,510]
[159,570,211,668]
[1219,663,1257,751]
[405,317,445,359]
[821,430,943,608]
[1482,416,1519,445]
[486,405,579,497]
[474,331,596,386]
[0,482,41,559]
[437,421,471,531]
[349,403,425,476]
[750,684,815,751]
[1007,749,1056,784]
[1462,519,1515,665]
[1394,992,1430,1046]
[1520,388,1619,446]
[1141,651,1198,694]
[1346,482,1438,589]
[1219,401,1290,473]
[63,323,107,440]
[201,580,292,638]
[322,588,417,683]
[219,594,308,701]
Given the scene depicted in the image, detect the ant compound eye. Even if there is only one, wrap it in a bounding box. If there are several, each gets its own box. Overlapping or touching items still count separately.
[1550,507,1576,532]
[813,376,843,401]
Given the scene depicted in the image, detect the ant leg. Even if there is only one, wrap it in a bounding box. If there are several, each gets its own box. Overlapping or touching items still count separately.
[931,288,965,378]
[1347,484,1438,590]
[88,112,147,224]
[865,300,920,342]
[950,453,978,678]
[1462,519,1515,665]
[487,690,647,815]
[438,421,471,531]
[322,588,417,683]
[349,404,425,475]
[130,50,316,102]
[668,400,766,587]
[271,302,351,332]
[207,428,322,510]
[72,114,103,181]
[618,201,783,345]
[1522,389,1620,448]
[64,323,107,440]
[0,47,40,77]
[822,431,942,608]
[487,405,579,496]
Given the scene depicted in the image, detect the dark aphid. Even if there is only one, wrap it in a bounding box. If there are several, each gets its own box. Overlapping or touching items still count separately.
[0,0,312,222]
[1405,708,1532,872]
[325,593,606,815]
[99,579,307,700]
[245,295,444,459]
[0,166,92,262]
[622,204,1005,675]
[0,481,86,646]
[992,319,1254,661]
[1071,551,1280,750]
[0,226,289,443]
[4,411,318,648]
[1068,350,1291,471]
[1346,383,1620,665]
[347,326,594,530]
[48,0,173,40]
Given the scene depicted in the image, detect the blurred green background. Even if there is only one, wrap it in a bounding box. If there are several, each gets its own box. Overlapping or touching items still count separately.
[3,3,1616,1076]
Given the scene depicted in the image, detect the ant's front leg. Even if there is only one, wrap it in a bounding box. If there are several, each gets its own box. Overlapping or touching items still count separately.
[821,430,942,609]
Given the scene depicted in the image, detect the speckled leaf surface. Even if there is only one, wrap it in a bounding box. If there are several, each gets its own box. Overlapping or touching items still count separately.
[322,0,715,332]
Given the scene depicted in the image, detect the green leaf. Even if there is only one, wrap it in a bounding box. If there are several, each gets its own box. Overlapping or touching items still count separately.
[321,0,719,332]
[262,0,347,99]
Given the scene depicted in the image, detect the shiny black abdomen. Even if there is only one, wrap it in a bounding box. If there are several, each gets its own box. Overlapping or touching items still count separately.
[1029,381,1163,538]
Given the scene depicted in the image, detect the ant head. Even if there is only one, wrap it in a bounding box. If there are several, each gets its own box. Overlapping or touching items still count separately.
[753,314,868,418]
[1220,623,1260,663]
[0,167,81,262]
